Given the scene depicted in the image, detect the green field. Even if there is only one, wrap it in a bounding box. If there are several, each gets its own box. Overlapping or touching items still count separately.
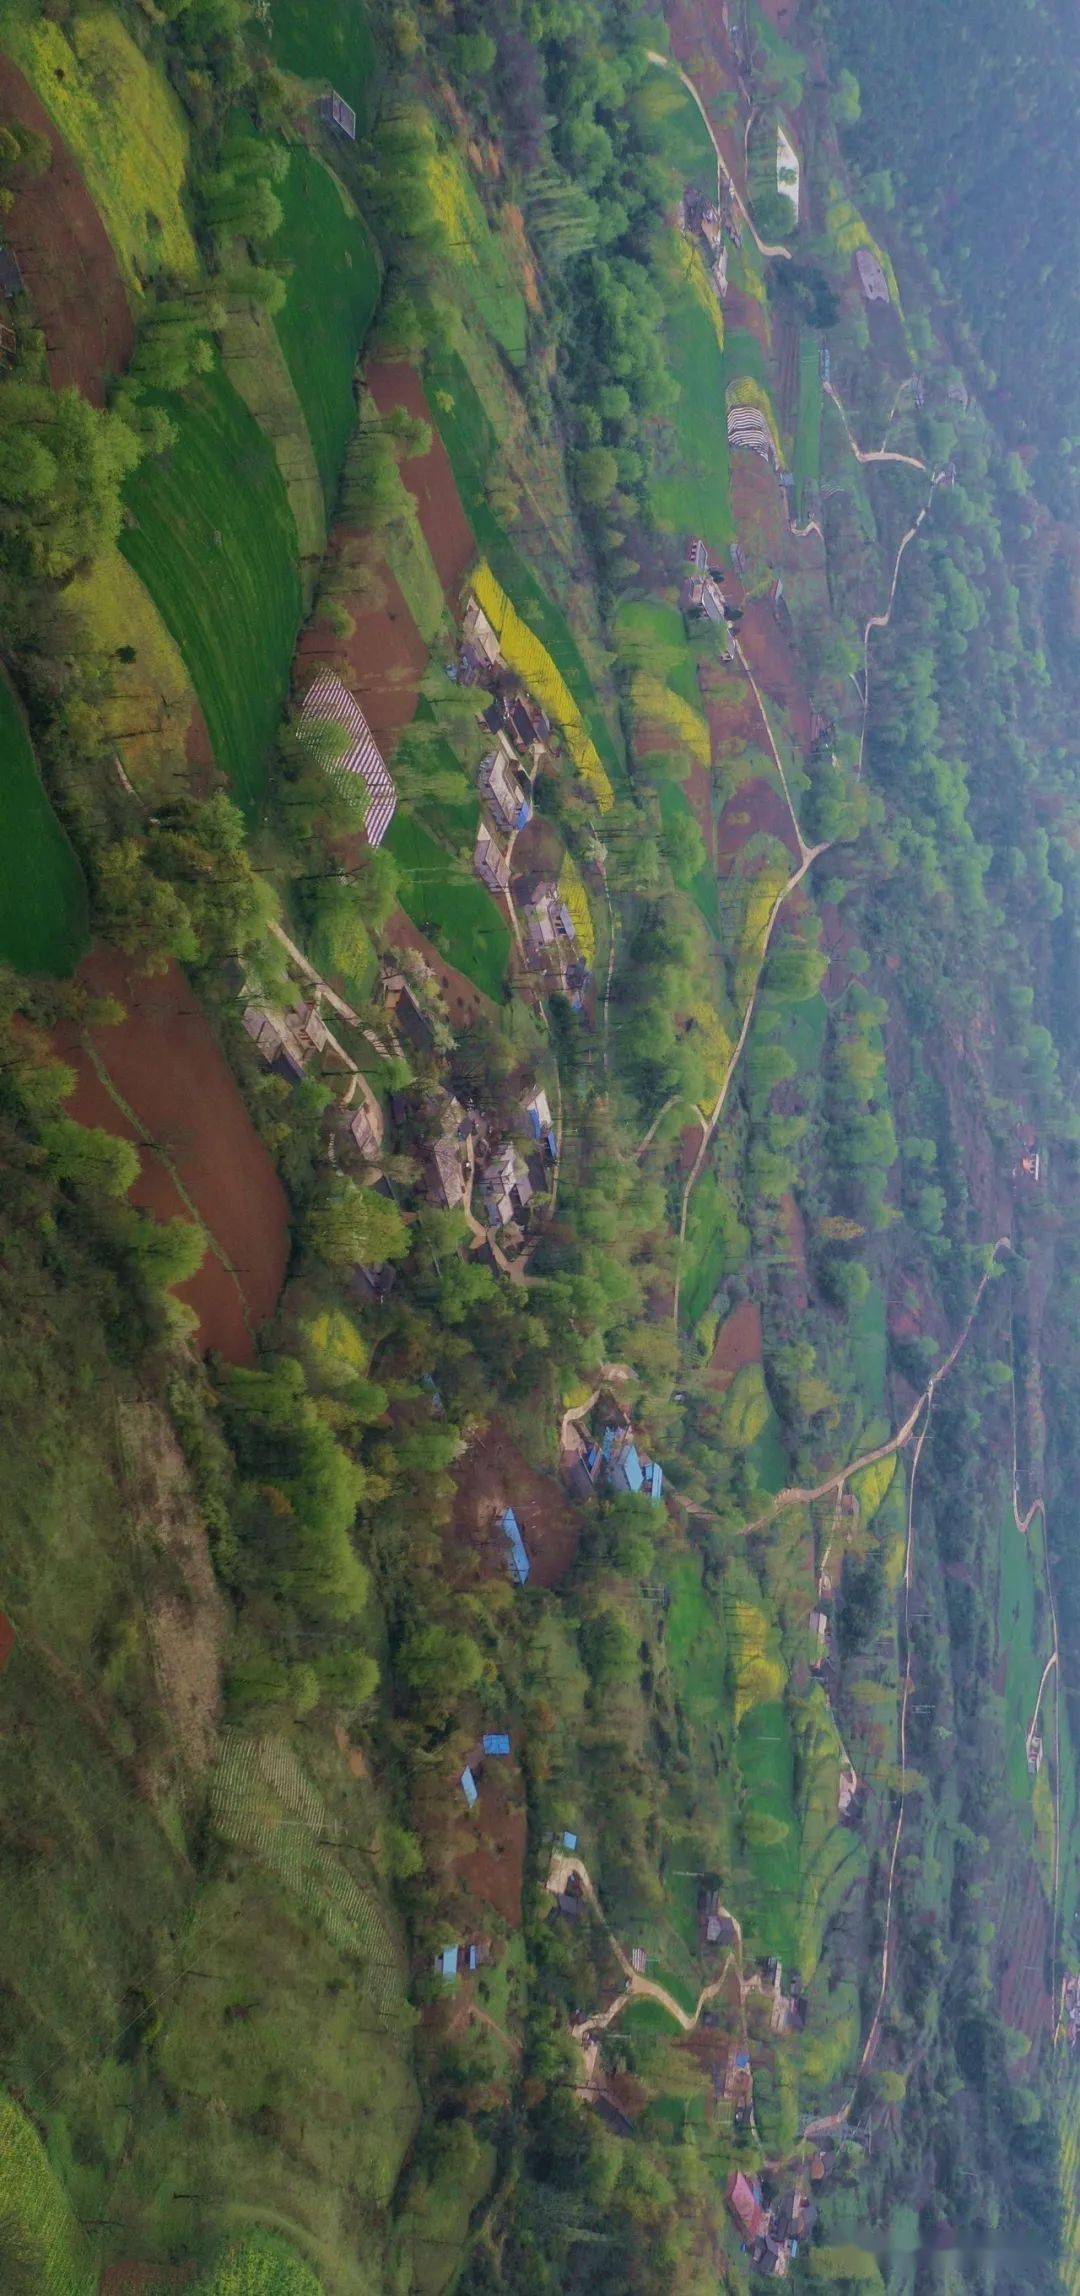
[384,809,511,1002]
[794,333,823,513]
[736,1699,799,1963]
[657,779,720,935]
[682,1169,750,1331]
[424,339,625,789]
[850,1278,887,1414]
[0,673,89,976]
[648,231,734,549]
[748,1397,788,1497]
[121,359,302,817]
[637,64,718,201]
[261,0,376,119]
[998,1505,1043,1808]
[274,148,381,502]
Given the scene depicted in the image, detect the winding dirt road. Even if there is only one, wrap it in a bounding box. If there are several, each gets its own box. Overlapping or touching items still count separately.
[823,379,928,475]
[645,51,792,263]
[856,480,941,780]
[741,1242,1010,1537]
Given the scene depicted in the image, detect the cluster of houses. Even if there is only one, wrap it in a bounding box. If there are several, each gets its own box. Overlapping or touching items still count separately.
[727,2170,818,2277]
[241,992,382,1160]
[451,596,592,1004]
[681,182,738,306]
[681,536,734,649]
[566,1399,665,1507]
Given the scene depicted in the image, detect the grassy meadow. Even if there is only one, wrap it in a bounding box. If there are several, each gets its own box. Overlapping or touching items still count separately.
[262,0,377,119]
[0,673,88,975]
[647,230,733,549]
[384,810,510,1002]
[274,149,382,503]
[121,358,302,816]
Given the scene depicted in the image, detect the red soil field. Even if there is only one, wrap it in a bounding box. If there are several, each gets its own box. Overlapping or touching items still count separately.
[819,899,854,1000]
[738,596,814,756]
[0,1611,15,1673]
[366,360,476,600]
[666,0,741,157]
[725,285,770,353]
[999,1860,1053,2059]
[451,1423,583,1590]
[716,776,799,871]
[454,1760,527,1928]
[296,537,427,759]
[707,1297,762,1390]
[57,950,288,1364]
[0,60,133,405]
[676,1117,704,1178]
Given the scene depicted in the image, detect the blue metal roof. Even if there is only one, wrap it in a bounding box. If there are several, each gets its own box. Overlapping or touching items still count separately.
[439,1946,459,1979]
[501,1507,530,1585]
[616,1443,644,1495]
[515,799,531,831]
[483,1733,511,1756]
[461,1766,478,1807]
[468,1945,479,1970]
[562,1830,578,1851]
[600,1425,617,1463]
[546,1129,558,1159]
[647,1460,664,1504]
[735,2050,750,2070]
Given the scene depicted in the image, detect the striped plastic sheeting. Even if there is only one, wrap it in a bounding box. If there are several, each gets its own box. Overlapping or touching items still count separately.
[300,668,397,847]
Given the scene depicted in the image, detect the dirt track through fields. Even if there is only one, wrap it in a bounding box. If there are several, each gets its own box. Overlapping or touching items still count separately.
[645,51,792,263]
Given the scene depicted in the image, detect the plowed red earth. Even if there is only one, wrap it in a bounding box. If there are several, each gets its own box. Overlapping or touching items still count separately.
[366,360,476,599]
[454,1763,527,1927]
[56,950,288,1364]
[295,538,427,758]
[0,59,133,404]
[999,1862,1052,2059]
[738,596,814,755]
[707,1297,762,1389]
[451,1424,582,1589]
[716,777,799,869]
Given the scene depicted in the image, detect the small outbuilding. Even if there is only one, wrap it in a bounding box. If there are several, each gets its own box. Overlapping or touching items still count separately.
[320,88,357,140]
[502,1507,531,1586]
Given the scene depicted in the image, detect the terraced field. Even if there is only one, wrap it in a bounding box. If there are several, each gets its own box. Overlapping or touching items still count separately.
[0,672,88,976]
[120,358,302,815]
[274,147,381,502]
